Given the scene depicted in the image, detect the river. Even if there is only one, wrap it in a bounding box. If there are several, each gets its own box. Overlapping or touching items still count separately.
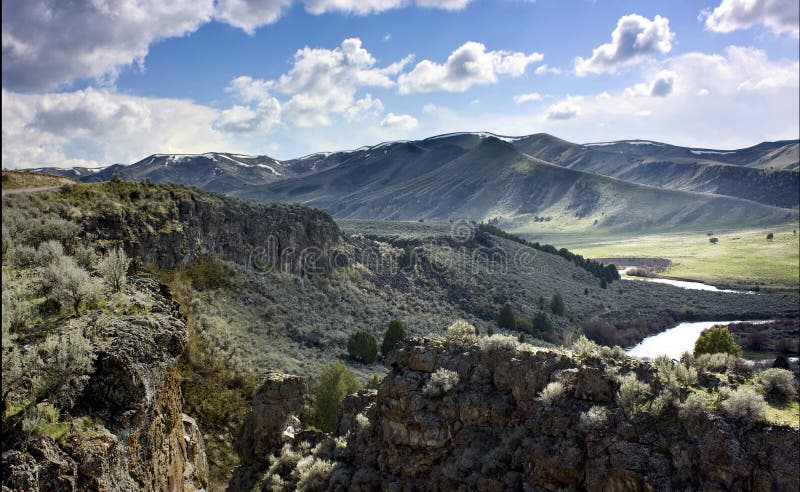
[618,267,753,293]
[626,320,768,360]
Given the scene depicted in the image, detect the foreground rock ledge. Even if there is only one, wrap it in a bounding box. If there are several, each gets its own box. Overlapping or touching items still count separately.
[235,337,800,491]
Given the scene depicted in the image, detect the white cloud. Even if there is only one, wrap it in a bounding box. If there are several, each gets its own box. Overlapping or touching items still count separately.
[546,96,582,120]
[226,75,275,103]
[345,94,384,121]
[220,38,409,128]
[380,112,418,130]
[624,70,677,97]
[703,0,799,37]
[1,0,214,90]
[575,14,674,75]
[214,99,282,133]
[697,88,711,96]
[214,0,293,34]
[535,64,561,75]
[304,0,470,15]
[398,41,543,93]
[2,88,230,168]
[513,92,543,104]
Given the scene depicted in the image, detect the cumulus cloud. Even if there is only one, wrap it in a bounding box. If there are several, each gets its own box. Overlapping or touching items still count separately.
[624,70,678,97]
[535,64,561,75]
[2,0,214,90]
[214,0,293,34]
[398,41,543,93]
[218,38,408,128]
[214,0,472,33]
[304,0,470,15]
[276,38,410,126]
[513,92,543,104]
[703,0,799,37]
[574,14,674,75]
[546,96,582,120]
[380,112,418,130]
[2,88,229,168]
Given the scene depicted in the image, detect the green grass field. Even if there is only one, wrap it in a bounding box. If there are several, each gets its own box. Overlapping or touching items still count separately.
[520,225,800,292]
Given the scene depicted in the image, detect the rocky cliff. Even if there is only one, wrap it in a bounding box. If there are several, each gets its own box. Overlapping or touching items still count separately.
[2,278,208,491]
[235,337,799,491]
[53,182,343,275]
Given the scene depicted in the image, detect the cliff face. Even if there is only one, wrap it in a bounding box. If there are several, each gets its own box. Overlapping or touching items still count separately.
[79,185,343,275]
[2,279,208,491]
[236,337,799,491]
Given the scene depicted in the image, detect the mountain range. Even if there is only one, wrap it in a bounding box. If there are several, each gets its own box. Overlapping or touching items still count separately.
[24,132,799,233]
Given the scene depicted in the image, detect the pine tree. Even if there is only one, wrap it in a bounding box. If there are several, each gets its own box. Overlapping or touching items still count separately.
[381,320,407,356]
[496,302,516,329]
[550,292,565,316]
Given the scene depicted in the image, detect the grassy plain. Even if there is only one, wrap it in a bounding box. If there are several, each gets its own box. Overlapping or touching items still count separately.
[519,225,800,292]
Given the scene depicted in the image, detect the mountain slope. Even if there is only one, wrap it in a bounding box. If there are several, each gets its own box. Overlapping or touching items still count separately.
[233,137,798,233]
[510,134,799,208]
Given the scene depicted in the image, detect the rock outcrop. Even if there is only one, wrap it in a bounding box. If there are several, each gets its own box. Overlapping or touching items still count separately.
[229,373,307,491]
[80,185,343,275]
[1,278,208,491]
[239,337,800,491]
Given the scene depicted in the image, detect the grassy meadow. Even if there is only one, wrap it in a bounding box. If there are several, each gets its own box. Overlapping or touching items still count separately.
[523,225,800,292]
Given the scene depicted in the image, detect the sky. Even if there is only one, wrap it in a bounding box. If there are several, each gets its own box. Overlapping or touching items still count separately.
[2,0,798,168]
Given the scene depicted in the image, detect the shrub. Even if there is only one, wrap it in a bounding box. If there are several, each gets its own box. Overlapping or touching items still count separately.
[756,368,797,402]
[364,374,382,390]
[73,244,98,270]
[35,240,64,267]
[313,361,359,433]
[20,216,80,249]
[10,244,37,268]
[424,368,460,397]
[381,320,406,356]
[550,292,565,316]
[445,320,478,343]
[679,392,711,419]
[766,232,774,240]
[532,311,553,335]
[496,302,516,329]
[616,374,651,417]
[709,237,719,244]
[694,353,745,374]
[579,405,609,431]
[720,386,767,423]
[186,256,229,290]
[479,334,519,353]
[572,335,599,357]
[347,331,378,363]
[693,325,743,357]
[294,456,335,492]
[44,256,100,316]
[538,381,567,406]
[36,332,96,409]
[772,355,790,370]
[97,248,131,292]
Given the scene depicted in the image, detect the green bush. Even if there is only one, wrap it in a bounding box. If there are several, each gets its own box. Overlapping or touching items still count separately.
[756,368,797,402]
[97,248,131,292]
[532,311,552,334]
[424,368,460,397]
[616,373,651,417]
[381,320,407,356]
[347,331,378,363]
[445,320,478,344]
[720,386,767,423]
[35,240,64,267]
[496,302,516,329]
[186,256,230,290]
[44,256,100,316]
[693,325,743,357]
[550,292,565,316]
[313,361,359,433]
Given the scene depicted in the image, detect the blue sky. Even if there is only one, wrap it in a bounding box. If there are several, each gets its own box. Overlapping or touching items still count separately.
[2,0,798,167]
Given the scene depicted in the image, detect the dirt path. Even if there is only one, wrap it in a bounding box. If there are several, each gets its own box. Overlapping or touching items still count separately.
[2,185,61,196]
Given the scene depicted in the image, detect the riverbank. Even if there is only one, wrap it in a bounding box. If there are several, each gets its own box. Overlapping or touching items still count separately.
[524,227,800,293]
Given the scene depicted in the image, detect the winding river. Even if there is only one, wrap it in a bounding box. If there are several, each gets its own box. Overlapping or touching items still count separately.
[618,267,753,294]
[626,320,768,360]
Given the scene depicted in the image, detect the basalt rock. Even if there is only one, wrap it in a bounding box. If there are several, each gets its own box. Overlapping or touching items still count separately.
[242,337,799,491]
[1,278,208,492]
